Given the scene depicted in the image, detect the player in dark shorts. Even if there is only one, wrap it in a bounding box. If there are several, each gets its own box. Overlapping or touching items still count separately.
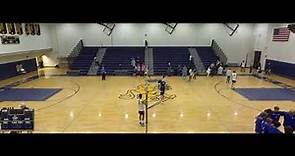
[158,76,166,103]
[231,71,237,89]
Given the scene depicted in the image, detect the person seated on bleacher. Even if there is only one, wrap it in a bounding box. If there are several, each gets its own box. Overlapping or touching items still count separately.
[94,56,99,66]
[144,65,149,76]
[176,65,181,76]
[136,64,141,76]
[131,57,136,68]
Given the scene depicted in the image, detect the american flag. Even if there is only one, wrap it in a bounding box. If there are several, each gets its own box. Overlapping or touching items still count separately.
[272,27,290,42]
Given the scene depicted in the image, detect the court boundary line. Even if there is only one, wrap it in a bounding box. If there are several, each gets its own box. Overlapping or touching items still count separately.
[214,80,262,112]
[32,131,254,133]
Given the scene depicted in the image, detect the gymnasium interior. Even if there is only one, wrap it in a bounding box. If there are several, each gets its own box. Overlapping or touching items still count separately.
[0,23,294,134]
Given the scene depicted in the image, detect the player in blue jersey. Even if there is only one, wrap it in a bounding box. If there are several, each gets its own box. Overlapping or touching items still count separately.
[281,110,295,133]
[255,112,268,134]
[263,118,283,134]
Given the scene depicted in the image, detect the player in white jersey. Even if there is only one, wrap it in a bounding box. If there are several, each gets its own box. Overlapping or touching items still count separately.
[226,68,232,84]
[231,71,237,89]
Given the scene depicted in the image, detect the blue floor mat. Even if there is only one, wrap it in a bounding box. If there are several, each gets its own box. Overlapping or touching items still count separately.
[234,88,295,101]
[0,88,62,101]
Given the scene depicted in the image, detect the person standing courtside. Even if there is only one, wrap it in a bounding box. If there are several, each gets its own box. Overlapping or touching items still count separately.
[188,68,193,81]
[240,60,246,72]
[144,34,148,49]
[101,65,106,80]
[182,66,188,79]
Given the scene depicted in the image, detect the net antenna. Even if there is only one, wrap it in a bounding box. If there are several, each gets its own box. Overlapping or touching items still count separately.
[144,78,149,133]
[164,23,178,35]
[223,23,239,36]
[98,23,115,36]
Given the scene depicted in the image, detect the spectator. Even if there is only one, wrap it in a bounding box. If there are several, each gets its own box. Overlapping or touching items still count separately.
[265,62,271,75]
[94,56,99,66]
[182,66,188,78]
[136,57,140,65]
[167,62,172,76]
[193,68,198,79]
[177,65,181,76]
[137,64,141,76]
[217,65,223,75]
[141,63,145,76]
[101,65,106,80]
[145,40,148,48]
[133,66,137,76]
[209,63,216,76]
[216,59,221,67]
[131,58,136,67]
[206,66,211,77]
[144,65,149,76]
[189,55,193,62]
[188,68,193,81]
[189,55,193,67]
[240,60,246,72]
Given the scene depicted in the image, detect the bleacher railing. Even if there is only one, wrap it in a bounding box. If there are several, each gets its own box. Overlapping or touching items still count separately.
[211,39,227,65]
[67,39,84,69]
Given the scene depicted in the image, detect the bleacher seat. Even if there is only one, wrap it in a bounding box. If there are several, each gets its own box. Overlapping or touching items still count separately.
[70,47,99,75]
[153,47,193,75]
[100,47,145,75]
[195,47,218,69]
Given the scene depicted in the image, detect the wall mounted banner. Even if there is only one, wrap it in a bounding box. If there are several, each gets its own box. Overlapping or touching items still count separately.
[7,23,16,35]
[15,23,23,35]
[0,23,7,34]
[1,35,20,44]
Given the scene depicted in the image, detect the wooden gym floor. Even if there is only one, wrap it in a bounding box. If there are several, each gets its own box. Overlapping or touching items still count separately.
[0,67,294,133]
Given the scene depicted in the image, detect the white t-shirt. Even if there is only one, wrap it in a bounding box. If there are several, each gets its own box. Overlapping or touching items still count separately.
[189,69,193,75]
[232,73,237,81]
[241,62,246,68]
[226,70,232,76]
[138,99,145,111]
[207,68,211,74]
[218,66,223,75]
